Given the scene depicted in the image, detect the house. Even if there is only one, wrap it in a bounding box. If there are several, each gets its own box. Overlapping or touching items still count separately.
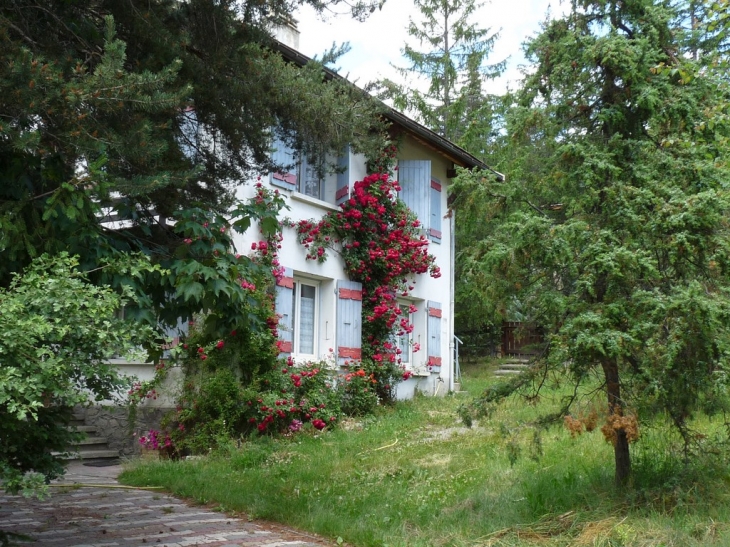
[78,21,499,457]
[228,25,500,399]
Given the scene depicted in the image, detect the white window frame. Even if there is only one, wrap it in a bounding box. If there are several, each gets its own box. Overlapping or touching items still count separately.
[292,278,319,359]
[396,303,413,369]
[297,159,324,200]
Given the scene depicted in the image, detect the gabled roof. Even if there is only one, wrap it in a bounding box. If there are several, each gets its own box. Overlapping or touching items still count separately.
[272,41,505,181]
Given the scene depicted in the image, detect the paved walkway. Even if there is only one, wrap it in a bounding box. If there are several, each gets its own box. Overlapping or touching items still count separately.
[0,461,332,547]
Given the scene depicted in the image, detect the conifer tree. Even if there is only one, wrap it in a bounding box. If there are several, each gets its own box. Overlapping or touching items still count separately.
[379,0,503,142]
[0,0,386,499]
[455,0,730,485]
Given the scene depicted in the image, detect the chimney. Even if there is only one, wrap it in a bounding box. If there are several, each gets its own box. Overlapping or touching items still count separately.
[271,15,300,51]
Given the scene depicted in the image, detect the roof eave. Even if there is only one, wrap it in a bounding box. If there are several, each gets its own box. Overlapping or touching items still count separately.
[270,40,505,181]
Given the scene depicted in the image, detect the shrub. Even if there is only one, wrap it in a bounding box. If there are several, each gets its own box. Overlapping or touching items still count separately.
[243,361,343,435]
[339,365,380,416]
[166,368,249,453]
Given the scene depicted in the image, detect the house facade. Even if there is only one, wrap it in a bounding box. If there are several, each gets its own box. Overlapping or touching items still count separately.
[116,41,493,400]
[85,29,496,456]
[231,109,492,399]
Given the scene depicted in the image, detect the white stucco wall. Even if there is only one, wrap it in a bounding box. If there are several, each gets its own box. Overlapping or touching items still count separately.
[230,133,455,397]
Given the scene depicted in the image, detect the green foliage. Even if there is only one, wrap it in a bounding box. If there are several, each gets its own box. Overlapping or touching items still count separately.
[251,363,343,432]
[454,0,730,485]
[169,368,251,454]
[339,366,380,416]
[168,361,344,452]
[140,185,288,338]
[0,253,157,492]
[0,0,388,338]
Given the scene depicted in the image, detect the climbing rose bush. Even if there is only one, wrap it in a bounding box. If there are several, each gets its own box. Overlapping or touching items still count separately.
[292,172,441,402]
[242,360,342,435]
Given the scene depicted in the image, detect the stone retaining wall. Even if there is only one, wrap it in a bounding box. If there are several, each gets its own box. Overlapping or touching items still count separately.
[77,405,171,456]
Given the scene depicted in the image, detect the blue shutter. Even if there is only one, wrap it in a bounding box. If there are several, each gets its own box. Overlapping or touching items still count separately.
[397,160,431,228]
[427,301,442,372]
[336,146,350,206]
[429,178,442,243]
[270,137,298,191]
[275,267,294,358]
[336,280,362,367]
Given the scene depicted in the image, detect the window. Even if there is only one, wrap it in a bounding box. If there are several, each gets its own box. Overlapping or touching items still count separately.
[270,137,350,205]
[292,280,318,357]
[396,304,412,366]
[298,156,324,200]
[275,269,323,359]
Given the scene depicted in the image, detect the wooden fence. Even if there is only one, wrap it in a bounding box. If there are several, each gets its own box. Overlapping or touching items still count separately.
[501,322,544,357]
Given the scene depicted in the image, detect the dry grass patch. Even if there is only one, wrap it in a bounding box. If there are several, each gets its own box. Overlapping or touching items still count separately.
[572,517,624,545]
[414,453,452,467]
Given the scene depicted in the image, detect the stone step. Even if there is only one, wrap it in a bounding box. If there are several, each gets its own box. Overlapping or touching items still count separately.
[57,449,120,460]
[72,436,109,447]
[69,412,87,426]
[62,409,117,460]
[69,425,97,434]
[494,359,531,376]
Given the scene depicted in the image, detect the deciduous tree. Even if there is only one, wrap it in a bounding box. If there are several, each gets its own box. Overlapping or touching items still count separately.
[0,0,386,335]
[0,254,156,495]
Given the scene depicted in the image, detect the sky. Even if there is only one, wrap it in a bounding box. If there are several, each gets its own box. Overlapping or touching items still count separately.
[294,0,570,96]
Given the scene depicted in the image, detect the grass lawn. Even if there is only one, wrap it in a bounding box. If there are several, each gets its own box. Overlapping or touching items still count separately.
[119,360,730,546]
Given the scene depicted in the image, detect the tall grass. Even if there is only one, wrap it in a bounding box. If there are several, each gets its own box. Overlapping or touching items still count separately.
[120,360,730,546]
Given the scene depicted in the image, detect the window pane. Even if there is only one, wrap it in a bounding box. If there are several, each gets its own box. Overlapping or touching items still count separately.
[299,284,316,354]
[300,162,322,199]
[398,305,410,364]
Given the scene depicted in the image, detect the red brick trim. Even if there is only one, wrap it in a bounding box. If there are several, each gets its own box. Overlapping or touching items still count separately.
[339,288,363,301]
[338,347,362,359]
[273,172,297,185]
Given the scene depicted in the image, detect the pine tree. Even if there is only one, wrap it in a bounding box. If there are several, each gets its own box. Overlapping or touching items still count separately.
[379,0,503,142]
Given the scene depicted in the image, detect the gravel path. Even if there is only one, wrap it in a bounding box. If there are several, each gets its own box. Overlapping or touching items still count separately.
[0,461,332,547]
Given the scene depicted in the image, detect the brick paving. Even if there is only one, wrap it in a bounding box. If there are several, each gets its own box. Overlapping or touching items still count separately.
[0,462,331,547]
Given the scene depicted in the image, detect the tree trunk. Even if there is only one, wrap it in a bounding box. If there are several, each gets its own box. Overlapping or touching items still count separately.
[602,359,631,486]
